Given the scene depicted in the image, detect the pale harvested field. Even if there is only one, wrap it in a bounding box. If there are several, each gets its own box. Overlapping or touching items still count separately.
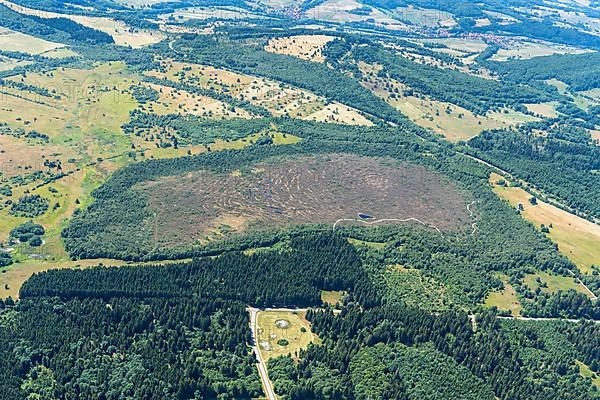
[0,0,163,48]
[265,35,336,62]
[491,174,600,274]
[525,102,559,118]
[149,59,371,124]
[492,41,588,61]
[580,88,600,100]
[303,103,373,125]
[422,38,488,53]
[0,27,65,54]
[0,56,31,71]
[161,6,265,22]
[116,0,173,7]
[142,83,253,119]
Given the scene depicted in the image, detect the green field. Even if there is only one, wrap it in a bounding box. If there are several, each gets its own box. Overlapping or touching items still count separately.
[347,237,387,249]
[576,360,600,389]
[484,279,522,316]
[321,290,345,306]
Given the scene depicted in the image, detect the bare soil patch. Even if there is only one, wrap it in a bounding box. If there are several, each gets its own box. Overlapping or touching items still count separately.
[139,153,470,248]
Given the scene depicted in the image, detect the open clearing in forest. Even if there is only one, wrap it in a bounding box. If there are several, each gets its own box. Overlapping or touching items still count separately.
[360,63,537,142]
[484,276,522,316]
[265,35,336,62]
[347,237,387,249]
[523,271,593,298]
[321,290,345,306]
[148,59,372,125]
[525,102,559,118]
[576,361,600,389]
[256,310,318,360]
[139,154,471,248]
[0,0,163,48]
[385,265,451,310]
[490,174,600,274]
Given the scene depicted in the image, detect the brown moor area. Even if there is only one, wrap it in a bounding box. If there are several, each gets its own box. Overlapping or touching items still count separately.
[138,154,470,247]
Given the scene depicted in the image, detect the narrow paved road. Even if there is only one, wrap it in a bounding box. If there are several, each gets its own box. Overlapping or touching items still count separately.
[248,307,277,400]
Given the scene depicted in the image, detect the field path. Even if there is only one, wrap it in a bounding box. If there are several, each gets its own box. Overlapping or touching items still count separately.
[248,307,277,400]
[496,316,600,324]
[566,270,598,300]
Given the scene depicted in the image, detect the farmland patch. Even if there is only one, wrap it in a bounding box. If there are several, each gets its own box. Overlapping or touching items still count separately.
[491,174,600,274]
[265,34,336,62]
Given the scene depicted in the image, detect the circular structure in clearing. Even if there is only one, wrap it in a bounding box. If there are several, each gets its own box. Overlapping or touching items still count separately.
[275,319,291,329]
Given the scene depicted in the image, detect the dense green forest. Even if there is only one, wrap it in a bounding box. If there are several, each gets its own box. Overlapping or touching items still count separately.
[268,306,599,399]
[0,234,369,399]
[2,233,597,399]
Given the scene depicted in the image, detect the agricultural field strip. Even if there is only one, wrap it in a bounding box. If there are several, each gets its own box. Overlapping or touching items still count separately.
[496,316,600,324]
[151,58,370,124]
[461,151,600,224]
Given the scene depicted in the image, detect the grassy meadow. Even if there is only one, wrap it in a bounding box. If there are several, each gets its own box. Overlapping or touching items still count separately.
[256,310,319,360]
[491,174,600,274]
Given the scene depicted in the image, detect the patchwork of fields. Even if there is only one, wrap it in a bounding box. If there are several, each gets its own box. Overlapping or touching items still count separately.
[148,58,373,125]
[359,62,538,142]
